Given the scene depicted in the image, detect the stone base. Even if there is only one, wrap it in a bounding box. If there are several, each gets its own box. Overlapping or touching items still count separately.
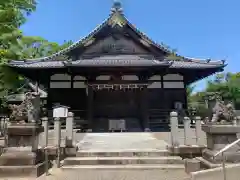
[167,145,206,158]
[184,158,201,173]
[202,124,240,150]
[0,162,46,178]
[0,150,44,166]
[202,124,240,163]
[202,148,240,163]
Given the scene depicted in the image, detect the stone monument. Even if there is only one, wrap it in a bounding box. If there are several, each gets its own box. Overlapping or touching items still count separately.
[202,99,240,164]
[0,92,45,178]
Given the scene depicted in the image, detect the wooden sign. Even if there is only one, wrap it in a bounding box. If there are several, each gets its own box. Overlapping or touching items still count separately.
[83,36,148,54]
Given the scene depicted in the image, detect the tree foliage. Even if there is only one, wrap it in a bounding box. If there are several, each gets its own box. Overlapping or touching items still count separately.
[189,72,240,110]
[0,0,37,100]
[0,0,73,104]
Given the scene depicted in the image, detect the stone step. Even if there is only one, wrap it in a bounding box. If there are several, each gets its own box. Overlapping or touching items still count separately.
[64,156,183,166]
[60,167,189,180]
[0,163,45,178]
[62,164,185,170]
[76,149,170,157]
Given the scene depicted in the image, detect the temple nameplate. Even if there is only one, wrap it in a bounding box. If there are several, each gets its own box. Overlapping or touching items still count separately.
[82,36,149,55]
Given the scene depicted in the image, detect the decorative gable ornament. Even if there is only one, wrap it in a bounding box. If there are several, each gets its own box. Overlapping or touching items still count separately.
[111,0,123,14]
[108,14,126,27]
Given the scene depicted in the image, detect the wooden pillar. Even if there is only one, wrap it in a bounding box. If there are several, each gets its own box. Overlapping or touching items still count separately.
[141,86,150,132]
[87,85,94,131]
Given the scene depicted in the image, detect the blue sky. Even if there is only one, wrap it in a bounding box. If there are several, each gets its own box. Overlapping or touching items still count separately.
[21,0,240,91]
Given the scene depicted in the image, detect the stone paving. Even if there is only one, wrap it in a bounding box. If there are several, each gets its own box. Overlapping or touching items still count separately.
[0,168,190,180]
[0,129,205,180]
[77,133,168,151]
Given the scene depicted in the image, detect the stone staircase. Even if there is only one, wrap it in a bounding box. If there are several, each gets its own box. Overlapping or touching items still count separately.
[62,133,188,179]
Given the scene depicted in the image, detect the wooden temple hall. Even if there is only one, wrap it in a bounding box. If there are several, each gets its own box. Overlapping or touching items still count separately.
[8,2,226,132]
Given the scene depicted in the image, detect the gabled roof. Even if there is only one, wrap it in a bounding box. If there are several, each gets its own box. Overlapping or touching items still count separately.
[15,1,173,62]
[8,1,226,71]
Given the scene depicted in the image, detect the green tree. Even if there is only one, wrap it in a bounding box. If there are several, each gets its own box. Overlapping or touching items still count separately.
[20,36,73,59]
[0,1,73,105]
[189,72,240,110]
[187,85,195,102]
[0,0,37,99]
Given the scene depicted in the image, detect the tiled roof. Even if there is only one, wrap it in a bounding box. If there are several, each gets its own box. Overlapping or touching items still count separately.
[70,55,169,67]
[12,4,172,62]
[9,60,65,68]
[8,3,226,71]
[70,59,170,67]
[9,59,170,68]
[170,60,225,69]
[8,55,225,69]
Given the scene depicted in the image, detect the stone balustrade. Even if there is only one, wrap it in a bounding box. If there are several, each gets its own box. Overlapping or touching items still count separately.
[170,111,204,147]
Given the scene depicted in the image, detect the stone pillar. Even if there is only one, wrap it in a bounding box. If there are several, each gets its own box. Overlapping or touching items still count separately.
[54,117,61,147]
[170,111,179,147]
[141,87,150,132]
[0,118,4,136]
[233,117,237,126]
[184,117,191,146]
[41,117,48,148]
[0,118,4,128]
[237,116,240,125]
[66,112,74,147]
[87,85,93,131]
[195,116,202,145]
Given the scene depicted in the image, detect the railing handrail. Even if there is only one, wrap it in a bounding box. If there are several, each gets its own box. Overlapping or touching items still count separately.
[214,138,240,157]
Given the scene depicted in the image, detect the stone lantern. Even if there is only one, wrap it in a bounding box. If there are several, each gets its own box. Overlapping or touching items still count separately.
[0,92,45,178]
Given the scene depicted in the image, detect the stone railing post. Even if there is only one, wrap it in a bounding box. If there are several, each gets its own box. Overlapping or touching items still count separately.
[41,116,49,175]
[0,118,4,136]
[183,117,191,146]
[41,117,48,148]
[66,112,74,148]
[54,117,61,168]
[195,116,202,145]
[170,111,179,147]
[4,118,9,146]
[233,117,237,126]
[237,116,240,126]
[54,117,61,147]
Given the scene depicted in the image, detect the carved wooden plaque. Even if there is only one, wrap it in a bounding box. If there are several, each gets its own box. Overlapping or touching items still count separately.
[82,36,149,55]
